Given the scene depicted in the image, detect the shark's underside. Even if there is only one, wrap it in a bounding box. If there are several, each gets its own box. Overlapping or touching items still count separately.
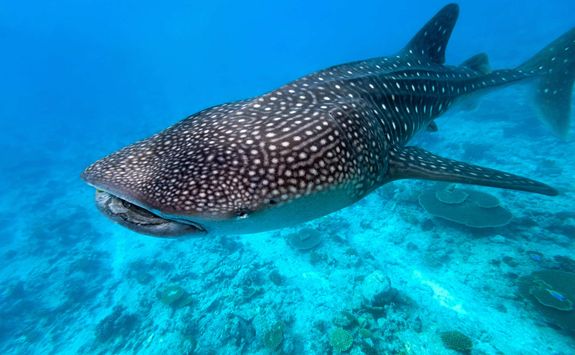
[82,4,574,236]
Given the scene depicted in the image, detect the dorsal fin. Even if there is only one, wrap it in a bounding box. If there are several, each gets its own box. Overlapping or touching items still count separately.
[401,3,459,64]
[461,53,491,74]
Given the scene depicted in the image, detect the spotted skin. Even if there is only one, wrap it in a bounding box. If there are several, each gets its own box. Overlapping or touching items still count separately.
[82,4,573,236]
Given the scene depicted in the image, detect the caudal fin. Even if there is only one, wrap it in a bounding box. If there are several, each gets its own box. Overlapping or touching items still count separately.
[518,28,575,139]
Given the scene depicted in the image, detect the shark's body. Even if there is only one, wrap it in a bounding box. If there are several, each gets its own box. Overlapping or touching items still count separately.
[83,4,574,236]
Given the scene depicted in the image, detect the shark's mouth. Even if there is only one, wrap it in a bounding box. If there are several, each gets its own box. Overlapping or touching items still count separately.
[94,190,206,237]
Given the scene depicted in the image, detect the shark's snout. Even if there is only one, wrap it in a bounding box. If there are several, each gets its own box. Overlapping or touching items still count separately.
[82,161,207,237]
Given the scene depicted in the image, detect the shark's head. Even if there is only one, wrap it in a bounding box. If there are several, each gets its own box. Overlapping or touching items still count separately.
[81,149,213,237]
[81,104,359,237]
[81,140,263,237]
[81,140,266,236]
[80,115,270,237]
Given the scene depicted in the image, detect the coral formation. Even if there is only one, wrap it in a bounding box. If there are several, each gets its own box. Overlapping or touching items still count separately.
[268,270,284,286]
[241,285,263,303]
[440,331,473,352]
[518,270,575,331]
[333,311,358,329]
[435,185,469,204]
[329,327,353,352]
[328,305,412,354]
[157,285,194,309]
[529,282,573,311]
[419,184,512,228]
[287,228,322,251]
[554,255,575,273]
[95,306,140,342]
[359,271,392,306]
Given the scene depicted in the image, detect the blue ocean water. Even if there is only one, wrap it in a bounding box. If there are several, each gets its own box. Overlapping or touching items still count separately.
[1,0,574,353]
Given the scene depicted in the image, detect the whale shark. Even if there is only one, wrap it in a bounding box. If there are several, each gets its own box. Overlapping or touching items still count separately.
[82,4,574,236]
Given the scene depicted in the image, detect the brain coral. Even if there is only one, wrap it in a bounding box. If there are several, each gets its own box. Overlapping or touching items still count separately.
[329,327,353,352]
[157,285,194,309]
[440,331,473,352]
[419,184,512,228]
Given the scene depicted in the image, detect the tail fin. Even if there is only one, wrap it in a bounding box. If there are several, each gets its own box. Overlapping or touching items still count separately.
[518,28,575,139]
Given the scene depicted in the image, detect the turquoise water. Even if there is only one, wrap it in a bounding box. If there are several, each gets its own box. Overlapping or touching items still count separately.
[1,1,574,353]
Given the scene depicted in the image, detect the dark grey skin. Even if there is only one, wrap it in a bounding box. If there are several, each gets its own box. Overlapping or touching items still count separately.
[82,4,574,237]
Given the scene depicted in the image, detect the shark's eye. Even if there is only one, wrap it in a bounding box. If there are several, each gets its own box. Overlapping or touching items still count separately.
[234,208,249,218]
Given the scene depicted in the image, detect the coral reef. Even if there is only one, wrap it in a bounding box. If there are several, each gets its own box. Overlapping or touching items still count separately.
[419,184,512,228]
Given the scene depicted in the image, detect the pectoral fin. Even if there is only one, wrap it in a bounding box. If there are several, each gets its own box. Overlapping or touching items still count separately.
[388,146,558,196]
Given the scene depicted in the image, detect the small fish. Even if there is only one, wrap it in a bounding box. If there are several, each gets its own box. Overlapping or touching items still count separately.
[546,289,567,302]
[527,251,543,262]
